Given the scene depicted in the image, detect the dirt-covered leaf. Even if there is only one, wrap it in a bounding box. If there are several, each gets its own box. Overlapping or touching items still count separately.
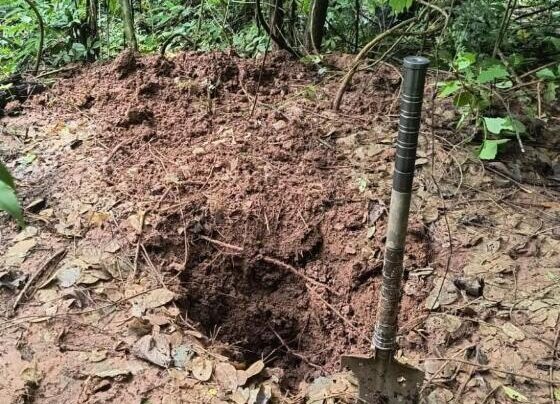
[131,288,176,311]
[13,226,38,242]
[425,278,458,310]
[132,334,172,368]
[502,322,525,341]
[171,345,195,368]
[4,237,37,267]
[55,261,84,288]
[244,360,265,379]
[191,356,213,381]
[93,367,132,379]
[215,362,239,391]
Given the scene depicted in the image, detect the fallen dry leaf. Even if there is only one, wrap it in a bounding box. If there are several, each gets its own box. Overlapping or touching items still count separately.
[191,356,213,381]
[4,238,37,267]
[502,322,525,341]
[214,362,238,392]
[132,334,171,368]
[131,288,175,311]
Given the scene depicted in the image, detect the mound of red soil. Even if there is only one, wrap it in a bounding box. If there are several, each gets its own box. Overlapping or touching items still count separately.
[38,51,431,387]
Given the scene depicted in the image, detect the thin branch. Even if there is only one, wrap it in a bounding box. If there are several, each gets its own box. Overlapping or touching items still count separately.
[255,0,299,57]
[11,249,67,315]
[22,0,44,75]
[332,17,417,111]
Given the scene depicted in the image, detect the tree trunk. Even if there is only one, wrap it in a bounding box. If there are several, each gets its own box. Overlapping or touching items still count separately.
[269,0,284,49]
[307,0,328,53]
[22,0,44,75]
[86,0,99,60]
[119,0,138,50]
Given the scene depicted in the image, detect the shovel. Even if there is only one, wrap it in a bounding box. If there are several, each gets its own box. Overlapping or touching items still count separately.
[342,56,430,404]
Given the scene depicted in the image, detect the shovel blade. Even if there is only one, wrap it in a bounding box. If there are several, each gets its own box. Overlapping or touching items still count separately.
[342,353,424,404]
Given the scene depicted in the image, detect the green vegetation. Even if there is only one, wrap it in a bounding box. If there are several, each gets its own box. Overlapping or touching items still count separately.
[0,161,23,227]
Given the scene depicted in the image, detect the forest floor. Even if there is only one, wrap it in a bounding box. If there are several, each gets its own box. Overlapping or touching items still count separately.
[0,50,559,404]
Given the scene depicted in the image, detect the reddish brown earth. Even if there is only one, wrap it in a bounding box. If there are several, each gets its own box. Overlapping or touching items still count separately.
[30,50,431,388]
[5,50,558,404]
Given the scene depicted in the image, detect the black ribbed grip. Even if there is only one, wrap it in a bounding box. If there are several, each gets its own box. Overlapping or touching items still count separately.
[373,56,429,353]
[393,56,429,193]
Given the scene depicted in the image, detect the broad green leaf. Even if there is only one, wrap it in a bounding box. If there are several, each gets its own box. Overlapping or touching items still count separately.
[477,64,509,84]
[388,0,413,14]
[503,117,526,134]
[0,181,24,226]
[454,53,476,71]
[438,80,461,98]
[544,82,559,103]
[0,161,15,189]
[536,68,557,81]
[479,139,509,160]
[483,117,508,134]
[483,117,525,135]
[554,388,560,401]
[502,385,528,402]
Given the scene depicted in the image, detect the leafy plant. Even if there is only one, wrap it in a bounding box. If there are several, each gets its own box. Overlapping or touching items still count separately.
[0,161,24,226]
[438,47,558,160]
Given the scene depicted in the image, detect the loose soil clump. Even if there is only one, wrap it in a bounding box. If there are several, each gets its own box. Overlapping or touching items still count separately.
[33,50,432,388]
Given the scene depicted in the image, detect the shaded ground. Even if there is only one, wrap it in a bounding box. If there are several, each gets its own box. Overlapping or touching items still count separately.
[1,50,560,404]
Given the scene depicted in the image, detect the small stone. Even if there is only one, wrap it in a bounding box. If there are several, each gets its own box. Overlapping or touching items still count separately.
[344,246,356,255]
[272,120,287,131]
[192,147,205,155]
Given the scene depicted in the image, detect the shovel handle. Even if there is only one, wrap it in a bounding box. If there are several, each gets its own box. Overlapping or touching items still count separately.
[373,56,429,351]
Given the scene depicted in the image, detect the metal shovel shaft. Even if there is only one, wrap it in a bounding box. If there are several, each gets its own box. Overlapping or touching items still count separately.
[373,56,429,352]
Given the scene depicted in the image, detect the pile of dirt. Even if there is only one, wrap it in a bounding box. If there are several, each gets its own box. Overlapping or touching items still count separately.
[31,50,432,388]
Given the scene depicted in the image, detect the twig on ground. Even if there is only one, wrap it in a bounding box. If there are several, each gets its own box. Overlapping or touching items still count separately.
[481,384,501,404]
[199,235,243,252]
[306,286,369,345]
[268,324,324,370]
[132,210,148,278]
[104,139,130,166]
[421,347,470,392]
[550,316,560,403]
[261,255,341,296]
[332,17,416,111]
[140,243,166,288]
[425,357,560,385]
[519,61,559,79]
[35,65,78,79]
[455,362,476,402]
[1,287,160,330]
[11,248,66,314]
[198,235,341,295]
[249,34,271,118]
